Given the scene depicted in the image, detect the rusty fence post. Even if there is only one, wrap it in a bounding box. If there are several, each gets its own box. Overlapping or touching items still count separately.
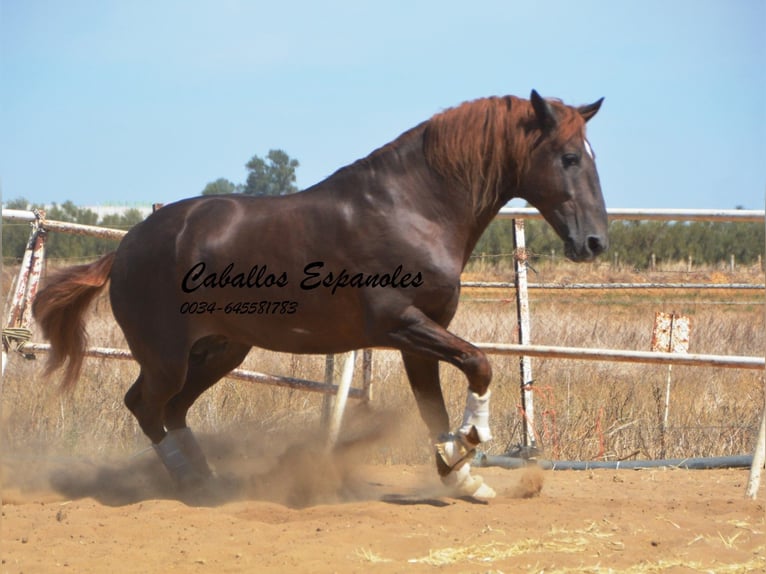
[513,218,536,454]
[2,210,46,378]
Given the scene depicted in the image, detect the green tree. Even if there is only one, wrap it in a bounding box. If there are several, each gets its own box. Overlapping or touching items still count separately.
[243,149,300,196]
[2,198,36,260]
[4,198,29,210]
[43,202,102,259]
[201,178,241,196]
[2,200,147,261]
[471,216,765,270]
[98,208,145,230]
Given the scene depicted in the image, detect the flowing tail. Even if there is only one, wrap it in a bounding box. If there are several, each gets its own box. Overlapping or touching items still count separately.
[32,252,117,391]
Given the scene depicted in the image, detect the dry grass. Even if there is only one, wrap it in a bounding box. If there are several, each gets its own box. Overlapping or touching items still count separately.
[1,262,764,465]
[358,526,766,573]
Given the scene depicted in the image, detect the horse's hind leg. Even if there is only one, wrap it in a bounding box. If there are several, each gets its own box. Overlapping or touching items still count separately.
[154,337,250,489]
[124,367,184,445]
[122,345,209,490]
[164,337,251,431]
[123,358,206,489]
[125,338,250,492]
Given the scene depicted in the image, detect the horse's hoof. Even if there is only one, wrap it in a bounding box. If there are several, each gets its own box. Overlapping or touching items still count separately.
[453,474,497,500]
[440,465,496,500]
[154,428,212,479]
[468,477,496,500]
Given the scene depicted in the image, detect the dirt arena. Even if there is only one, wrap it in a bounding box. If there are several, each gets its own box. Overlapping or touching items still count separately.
[2,432,764,574]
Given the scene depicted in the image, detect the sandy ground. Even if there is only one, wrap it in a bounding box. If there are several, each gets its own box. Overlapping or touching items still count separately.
[2,430,764,574]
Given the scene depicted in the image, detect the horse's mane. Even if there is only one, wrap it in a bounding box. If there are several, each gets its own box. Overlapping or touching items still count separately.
[423,95,587,214]
[312,95,586,215]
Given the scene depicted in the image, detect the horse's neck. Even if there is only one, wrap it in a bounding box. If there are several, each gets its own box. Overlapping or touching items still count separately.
[375,133,511,266]
[458,202,507,268]
[313,129,505,268]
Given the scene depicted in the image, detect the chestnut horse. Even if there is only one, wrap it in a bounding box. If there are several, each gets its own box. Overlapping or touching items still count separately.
[33,90,607,500]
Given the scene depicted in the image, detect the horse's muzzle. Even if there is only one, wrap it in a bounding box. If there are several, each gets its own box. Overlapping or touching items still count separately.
[565,234,608,262]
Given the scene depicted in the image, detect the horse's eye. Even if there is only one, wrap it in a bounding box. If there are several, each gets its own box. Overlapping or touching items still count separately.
[562,153,580,168]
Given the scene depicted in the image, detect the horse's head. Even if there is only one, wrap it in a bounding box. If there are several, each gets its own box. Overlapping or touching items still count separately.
[518,90,608,262]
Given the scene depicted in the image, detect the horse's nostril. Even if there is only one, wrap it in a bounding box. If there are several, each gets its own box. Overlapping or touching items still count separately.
[587,235,607,256]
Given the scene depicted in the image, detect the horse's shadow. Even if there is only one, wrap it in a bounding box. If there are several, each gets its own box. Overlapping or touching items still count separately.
[380,493,456,508]
[46,453,468,508]
[40,423,472,508]
[25,411,491,508]
[47,452,180,506]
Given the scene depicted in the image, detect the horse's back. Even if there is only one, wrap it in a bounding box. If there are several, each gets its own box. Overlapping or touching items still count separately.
[107,194,385,354]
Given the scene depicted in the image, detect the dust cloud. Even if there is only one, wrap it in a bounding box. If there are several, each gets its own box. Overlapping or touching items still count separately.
[2,406,402,507]
[2,406,543,507]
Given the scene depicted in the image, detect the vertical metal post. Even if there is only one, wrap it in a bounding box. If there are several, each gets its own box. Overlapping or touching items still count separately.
[3,211,46,378]
[24,223,47,327]
[326,350,357,450]
[321,354,335,426]
[322,350,362,441]
[745,193,766,499]
[660,313,675,460]
[361,348,373,402]
[513,219,535,451]
[7,225,39,328]
[651,311,690,459]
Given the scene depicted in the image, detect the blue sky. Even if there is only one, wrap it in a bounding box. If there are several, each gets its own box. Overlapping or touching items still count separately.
[1,0,764,211]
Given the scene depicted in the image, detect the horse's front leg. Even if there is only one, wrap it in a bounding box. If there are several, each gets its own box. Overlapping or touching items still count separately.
[392,310,496,500]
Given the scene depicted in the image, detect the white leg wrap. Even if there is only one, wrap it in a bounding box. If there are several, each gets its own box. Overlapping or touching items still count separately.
[433,390,495,500]
[440,462,496,500]
[434,433,496,500]
[458,389,492,443]
[435,433,475,474]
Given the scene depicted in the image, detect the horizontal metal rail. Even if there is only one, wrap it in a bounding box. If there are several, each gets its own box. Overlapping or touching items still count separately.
[23,343,365,399]
[463,281,765,290]
[474,342,764,370]
[7,206,764,374]
[23,340,764,374]
[2,209,127,240]
[497,206,766,223]
[5,207,765,228]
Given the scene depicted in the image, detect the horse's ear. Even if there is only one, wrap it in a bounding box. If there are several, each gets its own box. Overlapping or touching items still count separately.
[530,89,557,131]
[578,98,604,122]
